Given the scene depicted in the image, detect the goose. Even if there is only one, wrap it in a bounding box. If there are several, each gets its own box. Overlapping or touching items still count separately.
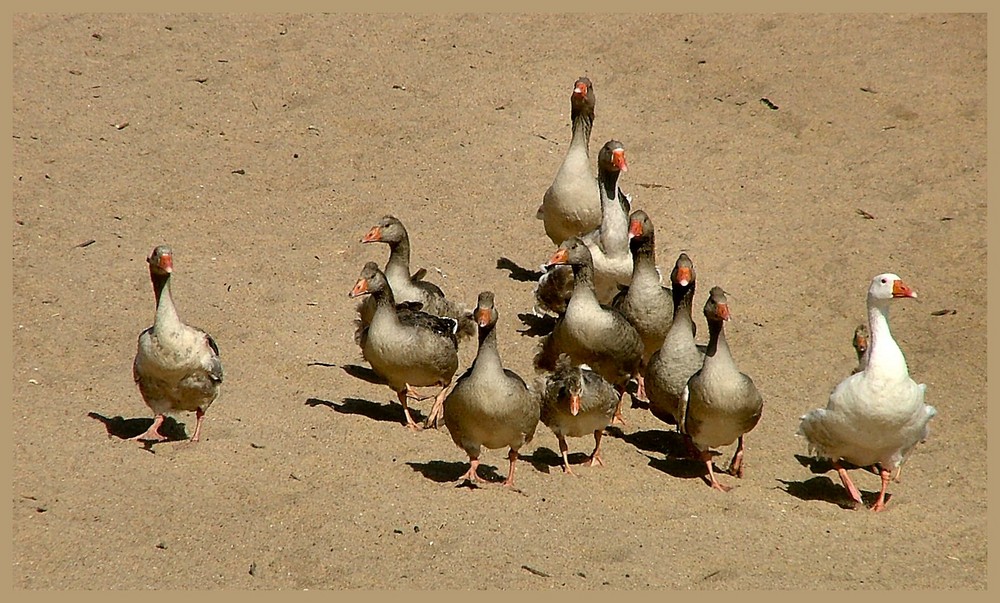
[534,140,631,315]
[682,287,764,492]
[643,253,702,427]
[444,292,539,487]
[537,77,600,246]
[534,237,643,425]
[539,354,619,475]
[583,140,634,304]
[612,210,673,397]
[131,245,223,443]
[357,215,475,340]
[851,323,870,375]
[798,273,936,512]
[349,262,459,430]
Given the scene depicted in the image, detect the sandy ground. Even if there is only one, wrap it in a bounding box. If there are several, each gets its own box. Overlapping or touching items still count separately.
[11,13,987,589]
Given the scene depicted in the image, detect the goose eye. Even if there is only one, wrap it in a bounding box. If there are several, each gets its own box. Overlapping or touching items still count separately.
[881,278,888,284]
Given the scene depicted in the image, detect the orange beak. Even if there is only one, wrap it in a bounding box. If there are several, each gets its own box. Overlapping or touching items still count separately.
[628,219,643,239]
[892,279,917,299]
[157,253,174,273]
[675,266,691,287]
[569,392,581,416]
[573,82,588,97]
[612,148,628,172]
[361,226,382,243]
[475,308,491,328]
[716,303,731,321]
[547,247,570,267]
[349,278,369,298]
[854,332,868,354]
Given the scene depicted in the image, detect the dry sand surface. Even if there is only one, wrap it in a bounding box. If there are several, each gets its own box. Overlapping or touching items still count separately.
[12,13,987,589]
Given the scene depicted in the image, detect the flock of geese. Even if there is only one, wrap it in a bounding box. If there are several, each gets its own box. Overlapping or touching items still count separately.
[127,77,937,513]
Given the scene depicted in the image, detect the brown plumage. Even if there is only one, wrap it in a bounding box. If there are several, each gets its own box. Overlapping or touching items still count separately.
[539,354,618,474]
[682,287,764,492]
[349,262,459,430]
[534,237,643,425]
[357,215,475,341]
[443,292,538,487]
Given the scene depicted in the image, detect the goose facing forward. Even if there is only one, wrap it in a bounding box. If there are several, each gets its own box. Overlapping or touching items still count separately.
[444,292,539,487]
[798,273,936,512]
[682,287,763,492]
[539,354,619,475]
[534,237,643,425]
[132,245,224,443]
[537,76,600,246]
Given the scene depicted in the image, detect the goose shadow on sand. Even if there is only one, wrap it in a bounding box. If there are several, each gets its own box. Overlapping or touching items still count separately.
[305,396,416,426]
[406,459,506,488]
[87,411,190,449]
[606,426,724,483]
[777,454,891,510]
[496,257,543,283]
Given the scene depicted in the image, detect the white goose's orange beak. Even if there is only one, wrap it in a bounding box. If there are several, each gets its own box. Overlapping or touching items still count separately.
[892,280,917,299]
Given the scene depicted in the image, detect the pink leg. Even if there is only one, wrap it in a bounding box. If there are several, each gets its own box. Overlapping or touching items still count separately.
[611,387,628,426]
[396,390,423,431]
[405,385,434,401]
[189,408,207,442]
[702,450,731,492]
[460,457,485,483]
[423,384,449,429]
[871,466,892,512]
[727,435,745,478]
[635,374,648,402]
[583,430,605,467]
[129,414,168,442]
[557,435,577,476]
[503,449,519,487]
[833,460,863,506]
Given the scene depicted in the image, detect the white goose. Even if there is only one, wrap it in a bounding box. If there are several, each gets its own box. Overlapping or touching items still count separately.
[798,273,936,512]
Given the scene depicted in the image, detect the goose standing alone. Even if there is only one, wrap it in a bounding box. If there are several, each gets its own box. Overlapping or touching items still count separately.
[444,292,539,487]
[612,209,674,398]
[643,253,702,427]
[798,273,936,512]
[131,245,223,443]
[535,237,643,425]
[682,287,764,492]
[537,77,600,246]
[349,262,459,430]
[358,215,475,340]
[539,354,619,475]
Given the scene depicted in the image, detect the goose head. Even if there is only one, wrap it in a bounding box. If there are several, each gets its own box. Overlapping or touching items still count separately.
[868,273,917,302]
[361,215,407,245]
